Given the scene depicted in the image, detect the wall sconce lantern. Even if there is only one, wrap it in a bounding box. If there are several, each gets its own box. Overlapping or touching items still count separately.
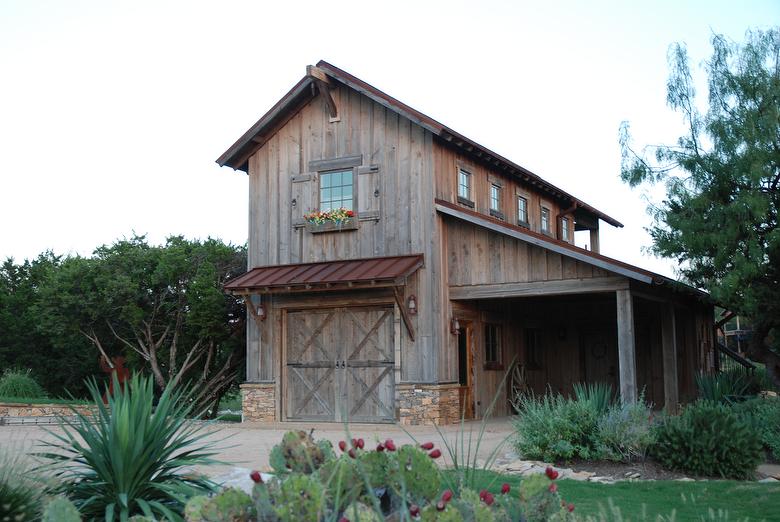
[450,317,461,335]
[256,304,267,321]
[407,295,417,315]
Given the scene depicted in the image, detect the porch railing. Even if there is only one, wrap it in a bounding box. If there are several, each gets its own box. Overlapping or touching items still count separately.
[717,341,755,374]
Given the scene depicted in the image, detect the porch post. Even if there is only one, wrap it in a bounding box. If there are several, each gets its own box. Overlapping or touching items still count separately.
[246,295,262,382]
[661,303,679,412]
[616,289,637,403]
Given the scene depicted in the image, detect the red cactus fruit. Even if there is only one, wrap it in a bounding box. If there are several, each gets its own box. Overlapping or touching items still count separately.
[568,503,575,512]
[385,439,396,451]
[548,483,558,493]
[441,489,453,503]
[339,518,349,522]
[348,449,356,459]
[420,442,434,450]
[428,449,442,459]
[338,440,347,451]
[479,489,488,500]
[501,483,510,494]
[436,501,446,512]
[545,466,559,480]
[376,442,385,452]
[356,438,365,449]
[483,492,494,506]
[250,470,263,483]
[351,438,358,448]
[409,504,420,517]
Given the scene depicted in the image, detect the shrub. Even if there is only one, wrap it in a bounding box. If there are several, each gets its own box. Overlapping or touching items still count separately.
[38,373,220,521]
[596,397,655,462]
[652,400,763,479]
[41,496,82,522]
[731,396,780,461]
[512,392,602,462]
[0,368,47,399]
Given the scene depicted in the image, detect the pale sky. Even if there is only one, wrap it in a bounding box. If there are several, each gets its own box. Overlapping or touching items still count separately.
[1,1,777,278]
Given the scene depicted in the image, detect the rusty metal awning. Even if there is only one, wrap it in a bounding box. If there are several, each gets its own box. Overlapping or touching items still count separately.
[224,254,424,294]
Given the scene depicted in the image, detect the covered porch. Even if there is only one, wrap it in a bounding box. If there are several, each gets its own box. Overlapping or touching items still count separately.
[448,278,714,418]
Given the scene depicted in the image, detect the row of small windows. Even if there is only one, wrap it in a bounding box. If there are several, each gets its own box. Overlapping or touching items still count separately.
[458,168,571,240]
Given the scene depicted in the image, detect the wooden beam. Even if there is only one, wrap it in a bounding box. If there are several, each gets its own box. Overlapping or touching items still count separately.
[306,65,332,85]
[393,286,416,341]
[449,277,628,300]
[661,303,679,413]
[616,289,637,404]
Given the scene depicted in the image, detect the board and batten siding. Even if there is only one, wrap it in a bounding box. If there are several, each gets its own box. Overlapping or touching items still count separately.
[246,85,442,384]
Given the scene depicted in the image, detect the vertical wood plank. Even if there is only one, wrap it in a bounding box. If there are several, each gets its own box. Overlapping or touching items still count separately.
[616,289,638,403]
[661,302,679,412]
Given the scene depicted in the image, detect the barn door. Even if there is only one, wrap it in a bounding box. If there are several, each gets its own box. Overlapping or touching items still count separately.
[285,306,395,422]
[286,310,339,421]
[342,307,395,422]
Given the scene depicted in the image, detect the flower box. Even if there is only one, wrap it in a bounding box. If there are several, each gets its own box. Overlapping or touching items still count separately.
[305,218,359,234]
[303,208,358,234]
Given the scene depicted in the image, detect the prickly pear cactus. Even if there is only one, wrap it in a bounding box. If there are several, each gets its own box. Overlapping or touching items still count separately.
[342,501,383,522]
[184,495,209,522]
[41,496,81,522]
[126,516,156,522]
[449,489,495,522]
[390,445,442,503]
[319,455,362,511]
[357,449,390,489]
[420,502,465,522]
[272,473,324,522]
[199,487,254,522]
[519,474,564,522]
[269,431,333,474]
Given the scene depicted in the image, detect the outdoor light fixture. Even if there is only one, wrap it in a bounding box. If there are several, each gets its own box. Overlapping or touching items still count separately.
[450,317,461,335]
[256,304,266,321]
[407,295,417,315]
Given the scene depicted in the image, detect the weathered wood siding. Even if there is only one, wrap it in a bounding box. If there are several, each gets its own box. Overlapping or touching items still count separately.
[434,140,575,241]
[246,85,442,384]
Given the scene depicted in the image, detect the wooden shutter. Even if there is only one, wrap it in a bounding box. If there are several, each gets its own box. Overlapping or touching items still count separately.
[357,164,381,220]
[291,172,316,226]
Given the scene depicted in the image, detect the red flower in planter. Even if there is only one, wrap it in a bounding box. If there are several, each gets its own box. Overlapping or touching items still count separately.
[501,483,510,494]
[250,470,263,483]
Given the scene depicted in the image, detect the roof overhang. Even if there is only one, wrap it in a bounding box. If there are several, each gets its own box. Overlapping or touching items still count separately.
[435,198,711,302]
[216,60,623,228]
[224,254,424,295]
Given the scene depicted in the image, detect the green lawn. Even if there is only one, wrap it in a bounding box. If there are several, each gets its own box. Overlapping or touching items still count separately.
[0,396,89,405]
[456,471,780,521]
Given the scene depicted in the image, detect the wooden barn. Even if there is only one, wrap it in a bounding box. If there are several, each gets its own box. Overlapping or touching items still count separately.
[218,61,716,425]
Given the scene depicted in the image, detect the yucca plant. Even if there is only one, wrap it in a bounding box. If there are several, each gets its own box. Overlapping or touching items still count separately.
[37,373,221,521]
[572,381,614,415]
[696,370,751,404]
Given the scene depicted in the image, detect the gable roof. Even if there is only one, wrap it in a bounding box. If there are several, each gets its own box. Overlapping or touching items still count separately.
[217,60,623,229]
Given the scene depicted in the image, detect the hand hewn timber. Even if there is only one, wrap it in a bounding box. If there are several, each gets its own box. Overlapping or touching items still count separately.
[448,277,628,300]
[616,288,638,404]
[661,303,679,413]
[393,286,416,342]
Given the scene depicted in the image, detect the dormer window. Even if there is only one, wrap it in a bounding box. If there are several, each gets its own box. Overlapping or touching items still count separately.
[561,217,570,242]
[541,206,551,234]
[457,168,474,207]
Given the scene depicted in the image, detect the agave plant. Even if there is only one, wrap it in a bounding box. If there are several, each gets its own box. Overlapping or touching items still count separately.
[37,373,220,521]
[0,446,47,522]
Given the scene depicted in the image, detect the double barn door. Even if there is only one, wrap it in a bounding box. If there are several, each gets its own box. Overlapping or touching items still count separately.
[285,306,395,423]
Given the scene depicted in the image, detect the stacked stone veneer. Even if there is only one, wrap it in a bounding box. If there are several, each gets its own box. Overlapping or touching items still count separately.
[241,382,276,422]
[396,383,461,426]
[0,402,96,418]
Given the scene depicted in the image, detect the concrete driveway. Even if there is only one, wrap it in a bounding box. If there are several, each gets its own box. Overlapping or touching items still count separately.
[0,418,516,477]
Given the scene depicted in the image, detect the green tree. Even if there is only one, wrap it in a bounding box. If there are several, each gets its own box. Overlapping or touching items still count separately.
[36,235,247,414]
[620,29,780,387]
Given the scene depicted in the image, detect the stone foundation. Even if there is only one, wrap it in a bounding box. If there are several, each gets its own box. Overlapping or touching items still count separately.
[397,383,461,426]
[241,382,276,422]
[0,402,96,418]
